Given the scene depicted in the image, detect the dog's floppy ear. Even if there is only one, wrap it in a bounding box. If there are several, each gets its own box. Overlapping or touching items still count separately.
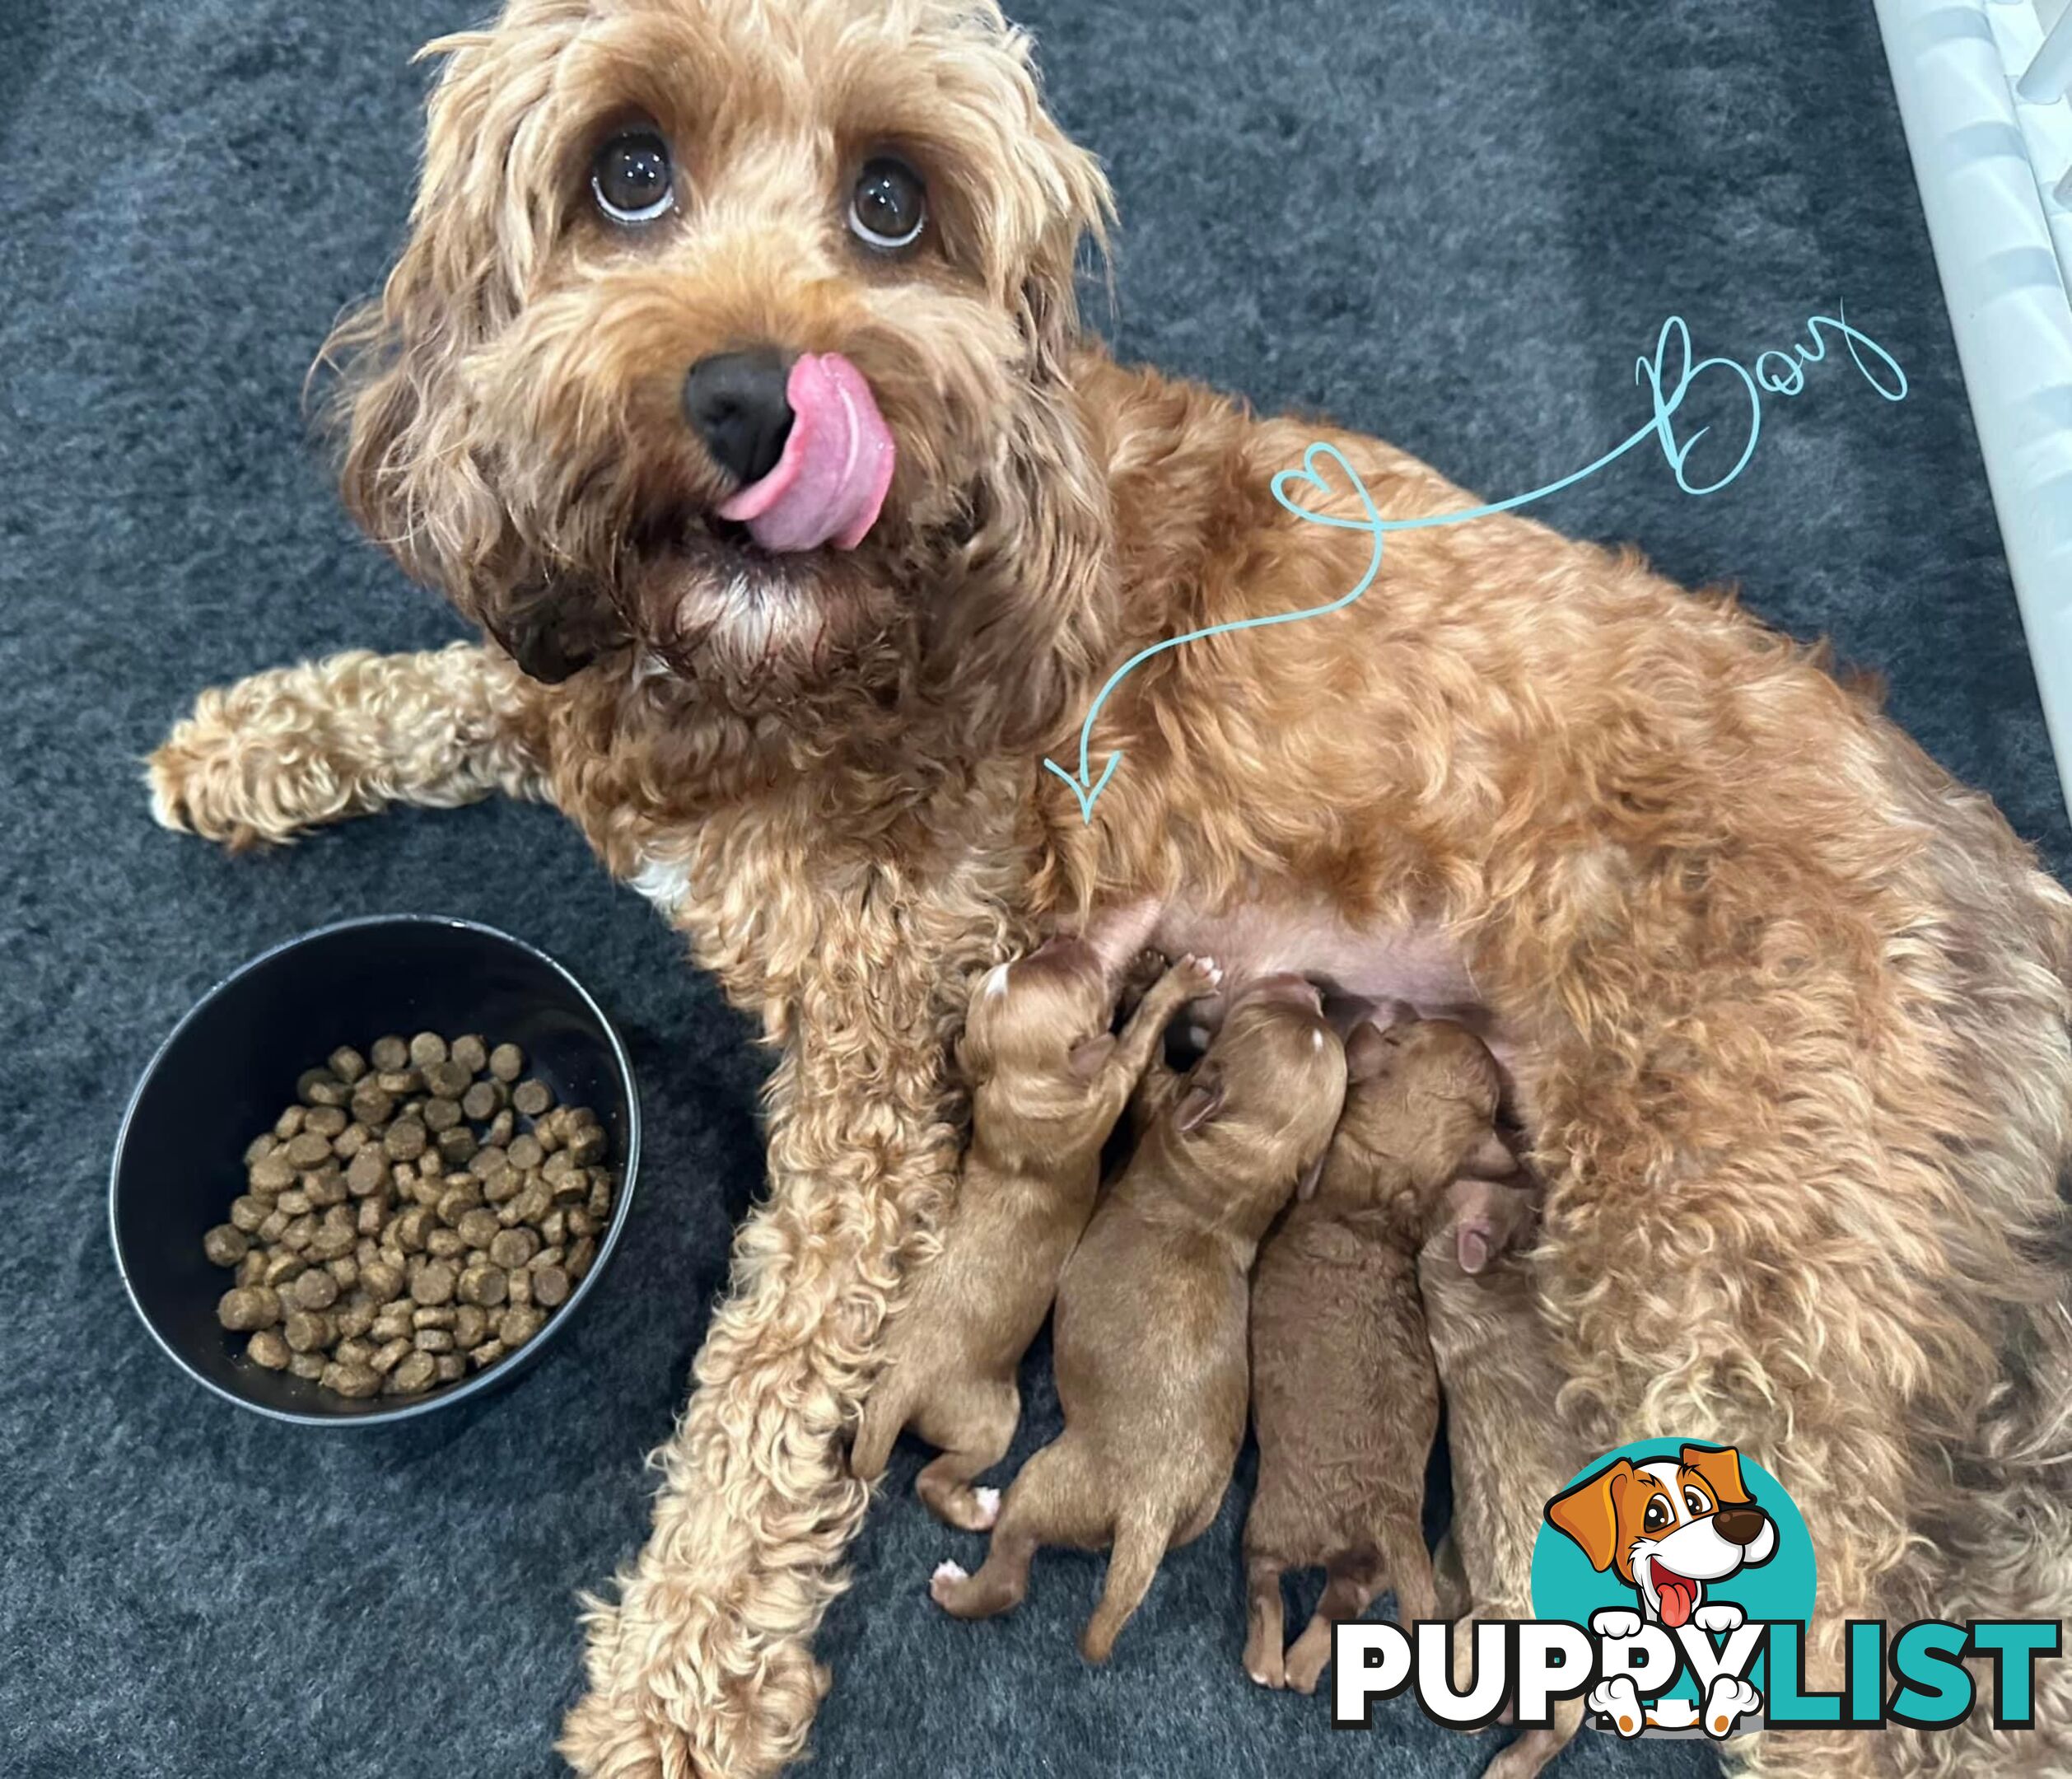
[1680,1444,1755,1509]
[1546,1459,1631,1573]
[1174,1070,1225,1134]
[1069,1034,1118,1081]
[483,579,625,684]
[1459,1130,1519,1181]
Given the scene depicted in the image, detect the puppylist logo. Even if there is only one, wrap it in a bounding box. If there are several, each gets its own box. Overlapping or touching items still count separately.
[1331,1439,2062,1741]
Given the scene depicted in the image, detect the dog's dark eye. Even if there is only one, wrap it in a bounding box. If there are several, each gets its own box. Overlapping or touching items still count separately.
[592,130,675,224]
[1683,1486,1711,1516]
[848,156,926,251]
[1643,1497,1671,1532]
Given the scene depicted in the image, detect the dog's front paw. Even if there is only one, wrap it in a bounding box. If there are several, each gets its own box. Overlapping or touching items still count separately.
[1692,1602,1744,1635]
[1169,953,1224,997]
[1589,1677,1647,1739]
[1590,1607,1644,1641]
[1703,1674,1762,1738]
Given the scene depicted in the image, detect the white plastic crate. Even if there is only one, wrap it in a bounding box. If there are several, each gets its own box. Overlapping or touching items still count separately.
[1877,0,2072,814]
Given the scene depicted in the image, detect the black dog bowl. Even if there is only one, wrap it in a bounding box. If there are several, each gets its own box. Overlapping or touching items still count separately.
[110,916,641,1426]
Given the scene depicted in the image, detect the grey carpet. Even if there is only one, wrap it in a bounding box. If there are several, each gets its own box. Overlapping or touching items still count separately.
[1,1,2060,1775]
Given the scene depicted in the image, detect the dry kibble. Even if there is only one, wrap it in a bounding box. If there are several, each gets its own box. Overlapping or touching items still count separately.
[458,1265,507,1308]
[488,1227,538,1269]
[413,1260,458,1306]
[261,1251,306,1288]
[412,1305,457,1330]
[450,1034,488,1073]
[506,1268,533,1310]
[305,1168,348,1208]
[370,1338,412,1375]
[468,1339,506,1370]
[329,1046,368,1085]
[408,1031,448,1068]
[349,1083,394,1128]
[276,1188,312,1218]
[460,1081,500,1121]
[506,1134,543,1172]
[568,1236,598,1279]
[424,1058,470,1098]
[296,1067,343,1106]
[361,1260,404,1304]
[376,1068,422,1096]
[512,1078,553,1118]
[217,1286,280,1332]
[389,1352,437,1394]
[434,1353,466,1382]
[532,1265,571,1309]
[436,1128,478,1166]
[506,1180,552,1227]
[284,1132,332,1170]
[292,1269,339,1311]
[327,1255,359,1288]
[498,1305,545,1347]
[256,1209,291,1244]
[371,1303,414,1343]
[244,1132,278,1168]
[273,1105,306,1140]
[335,1300,376,1342]
[415,1329,455,1354]
[453,1305,488,1348]
[334,1123,371,1159]
[356,1198,389,1238]
[436,1182,481,1224]
[236,1252,267,1288]
[283,1310,334,1353]
[280,1214,317,1252]
[289,1352,328,1381]
[488,1043,524,1083]
[383,1118,427,1162]
[485,1109,516,1147]
[304,1104,348,1138]
[345,1149,387,1197]
[424,1229,466,1261]
[334,1337,374,1369]
[247,1328,291,1370]
[568,1126,608,1166]
[456,1207,501,1249]
[423,1097,462,1133]
[203,1224,249,1268]
[310,1224,356,1263]
[250,1153,295,1193]
[370,1035,409,1072]
[322,1361,380,1399]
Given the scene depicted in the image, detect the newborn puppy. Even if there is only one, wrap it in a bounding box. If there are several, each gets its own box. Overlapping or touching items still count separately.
[1421,1177,1588,1779]
[852,941,1218,1529]
[931,975,1346,1660]
[1242,1015,1514,1695]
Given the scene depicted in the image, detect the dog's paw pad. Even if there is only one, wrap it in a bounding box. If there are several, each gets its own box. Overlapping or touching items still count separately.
[970,1487,1001,1529]
[931,1560,968,1583]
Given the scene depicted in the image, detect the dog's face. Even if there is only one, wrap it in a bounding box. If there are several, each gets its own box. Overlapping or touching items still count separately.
[1318,1014,1512,1209]
[332,0,1112,734]
[960,936,1119,1106]
[1546,1445,1779,1629]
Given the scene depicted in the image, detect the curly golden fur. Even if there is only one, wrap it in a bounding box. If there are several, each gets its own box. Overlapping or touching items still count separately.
[148,2,2072,1775]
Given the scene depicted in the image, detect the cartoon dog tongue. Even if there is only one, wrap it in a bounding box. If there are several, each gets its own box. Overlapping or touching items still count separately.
[716,352,895,553]
[1651,1560,1698,1629]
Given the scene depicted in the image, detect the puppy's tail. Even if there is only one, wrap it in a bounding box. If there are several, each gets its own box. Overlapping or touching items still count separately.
[1080,1512,1170,1664]
[850,1371,909,1482]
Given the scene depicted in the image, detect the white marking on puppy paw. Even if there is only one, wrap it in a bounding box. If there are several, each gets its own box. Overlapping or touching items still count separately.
[1591,1608,1644,1640]
[1704,1674,1762,1738]
[971,1487,1001,1529]
[1693,1603,1745,1635]
[1589,1677,1645,1739]
[931,1560,968,1583]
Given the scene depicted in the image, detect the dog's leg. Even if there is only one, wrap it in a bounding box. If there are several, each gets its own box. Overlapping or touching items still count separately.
[1481,1695,1584,1779]
[148,643,548,847]
[912,1378,1020,1531]
[931,1439,1094,1621]
[1283,1553,1388,1695]
[1240,1553,1288,1688]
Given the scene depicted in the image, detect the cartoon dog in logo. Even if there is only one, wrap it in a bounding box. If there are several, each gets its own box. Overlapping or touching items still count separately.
[1546,1444,1776,1739]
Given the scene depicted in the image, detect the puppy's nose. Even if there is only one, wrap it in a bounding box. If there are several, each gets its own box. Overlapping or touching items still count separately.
[683,348,794,485]
[1714,1507,1768,1547]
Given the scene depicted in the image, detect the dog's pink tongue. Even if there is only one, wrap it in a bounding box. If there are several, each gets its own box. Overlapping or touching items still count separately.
[716,352,895,553]
[1654,1567,1697,1630]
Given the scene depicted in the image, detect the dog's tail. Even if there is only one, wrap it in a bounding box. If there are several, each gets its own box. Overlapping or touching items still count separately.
[1080,1511,1169,1664]
[849,1370,910,1482]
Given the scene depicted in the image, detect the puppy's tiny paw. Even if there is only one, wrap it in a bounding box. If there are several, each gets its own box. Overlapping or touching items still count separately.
[1171,953,1221,994]
[1589,1677,1645,1739]
[931,1560,968,1583]
[1704,1674,1762,1738]
[928,1560,969,1611]
[1590,1608,1644,1641]
[971,1487,1001,1529]
[1693,1603,1744,1635]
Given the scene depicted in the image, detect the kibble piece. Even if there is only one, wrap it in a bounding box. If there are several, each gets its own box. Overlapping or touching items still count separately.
[436,1353,467,1382]
[408,1031,448,1068]
[424,1228,465,1260]
[290,1268,339,1311]
[356,1198,389,1238]
[243,1132,278,1167]
[450,1033,488,1073]
[383,1118,427,1162]
[488,1042,524,1083]
[534,1121,562,1156]
[280,1213,317,1252]
[411,1305,457,1330]
[423,1097,462,1133]
[217,1286,281,1332]
[329,1045,368,1085]
[436,1182,481,1225]
[498,1305,545,1347]
[375,1068,423,1096]
[407,1174,444,1209]
[310,1224,356,1263]
[415,1329,455,1354]
[355,1237,381,1267]
[458,1263,508,1307]
[203,1224,249,1268]
[539,1208,567,1249]
[333,1122,371,1159]
[388,1352,437,1394]
[485,1109,516,1147]
[249,1152,296,1194]
[276,1188,313,1218]
[455,1207,501,1249]
[469,1339,506,1370]
[371,1302,414,1342]
[488,1227,539,1269]
[392,1206,434,1254]
[349,1083,394,1128]
[289,1352,328,1381]
[322,1361,380,1400]
[436,1128,478,1166]
[370,1337,413,1375]
[256,1209,291,1244]
[236,1252,267,1288]
[453,1305,488,1349]
[261,1251,306,1288]
[370,1035,408,1072]
[568,1236,598,1279]
[327,1254,360,1287]
[334,1337,375,1369]
[532,1264,571,1310]
[304,1104,348,1138]
[512,1079,553,1118]
[423,1058,470,1099]
[335,1299,376,1342]
[567,1126,608,1167]
[461,1081,501,1122]
[273,1104,306,1140]
[297,1068,349,1108]
[505,1180,552,1227]
[506,1134,544,1172]
[285,1132,332,1170]
[247,1328,291,1370]
[413,1260,458,1306]
[283,1310,334,1353]
[345,1149,387,1198]
[506,1268,533,1310]
[304,1167,348,1208]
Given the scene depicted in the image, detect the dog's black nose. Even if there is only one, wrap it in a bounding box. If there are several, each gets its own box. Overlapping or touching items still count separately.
[1715,1507,1768,1547]
[684,348,794,485]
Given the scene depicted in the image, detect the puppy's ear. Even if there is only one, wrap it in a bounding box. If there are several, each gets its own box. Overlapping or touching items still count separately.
[1174,1072,1225,1134]
[1679,1444,1754,1509]
[1455,1216,1495,1274]
[1068,1034,1118,1081]
[1344,1021,1394,1082]
[1546,1459,1631,1573]
[1459,1131,1519,1181]
[483,579,625,684]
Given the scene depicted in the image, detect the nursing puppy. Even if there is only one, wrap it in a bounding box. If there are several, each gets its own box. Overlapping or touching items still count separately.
[1421,1177,1589,1779]
[931,975,1346,1661]
[1242,1015,1514,1695]
[851,941,1216,1528]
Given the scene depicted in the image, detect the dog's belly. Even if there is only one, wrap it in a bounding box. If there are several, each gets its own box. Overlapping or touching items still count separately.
[1145,894,1510,1058]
